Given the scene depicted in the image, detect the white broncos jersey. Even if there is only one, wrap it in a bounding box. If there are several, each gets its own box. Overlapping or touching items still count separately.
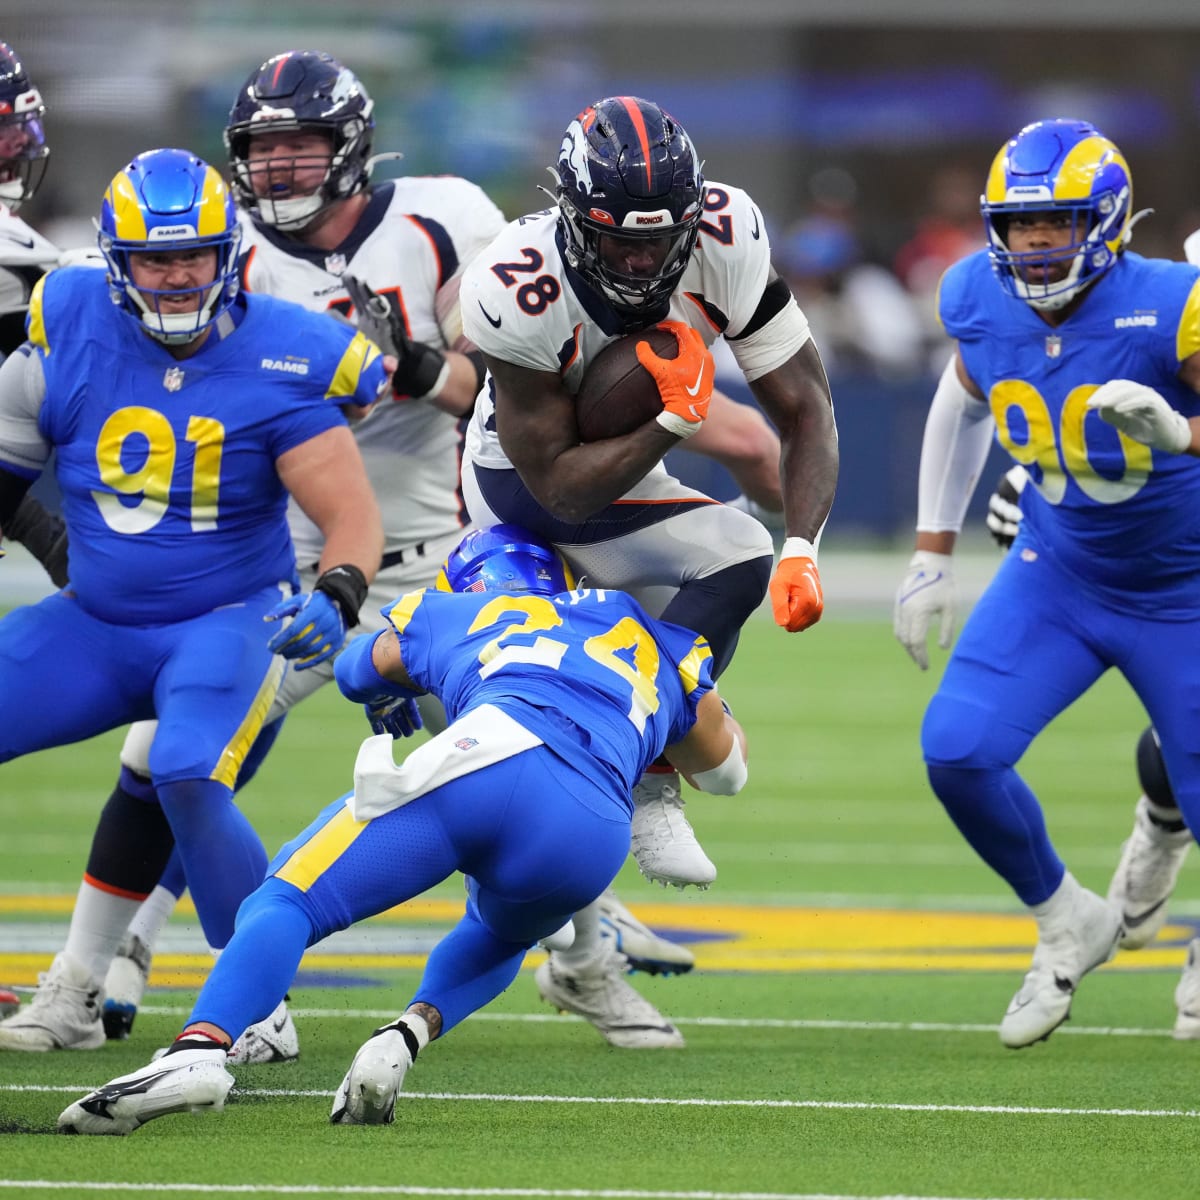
[463,181,790,471]
[240,177,506,566]
[0,205,60,355]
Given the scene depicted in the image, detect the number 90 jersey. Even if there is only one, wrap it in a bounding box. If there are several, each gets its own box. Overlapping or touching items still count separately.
[383,586,714,804]
[941,249,1200,614]
[462,183,778,472]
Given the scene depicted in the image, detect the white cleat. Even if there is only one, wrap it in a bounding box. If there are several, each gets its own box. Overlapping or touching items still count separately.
[1173,938,1200,1040]
[0,953,105,1052]
[999,878,1123,1049]
[1107,796,1192,949]
[330,1023,417,1125]
[596,888,695,976]
[57,1048,233,1135]
[228,999,300,1065]
[536,947,685,1049]
[102,932,152,1041]
[629,772,716,889]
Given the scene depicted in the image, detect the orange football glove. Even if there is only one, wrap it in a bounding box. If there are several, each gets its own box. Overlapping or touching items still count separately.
[635,321,714,440]
[769,538,824,632]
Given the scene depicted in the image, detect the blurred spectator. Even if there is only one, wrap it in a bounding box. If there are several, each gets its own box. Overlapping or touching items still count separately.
[778,211,925,381]
[892,163,984,370]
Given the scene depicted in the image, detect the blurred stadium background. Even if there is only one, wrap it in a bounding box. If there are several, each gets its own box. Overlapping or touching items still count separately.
[7,0,1200,548]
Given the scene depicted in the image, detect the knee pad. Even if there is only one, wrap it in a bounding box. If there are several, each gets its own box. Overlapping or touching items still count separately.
[1136,725,1178,810]
[921,693,1013,769]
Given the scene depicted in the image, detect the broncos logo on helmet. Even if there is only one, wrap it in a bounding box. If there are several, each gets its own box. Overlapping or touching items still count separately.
[97,148,242,345]
[982,118,1134,311]
[0,40,48,211]
[224,50,376,232]
[552,96,705,325]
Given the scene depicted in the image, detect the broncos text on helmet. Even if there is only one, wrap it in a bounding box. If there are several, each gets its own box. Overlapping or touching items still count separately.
[982,118,1133,311]
[0,40,48,211]
[225,50,376,232]
[553,96,704,324]
[97,148,242,345]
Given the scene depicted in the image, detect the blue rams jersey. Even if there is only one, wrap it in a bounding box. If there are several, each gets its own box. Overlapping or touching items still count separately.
[383,587,714,800]
[940,250,1200,614]
[19,266,387,624]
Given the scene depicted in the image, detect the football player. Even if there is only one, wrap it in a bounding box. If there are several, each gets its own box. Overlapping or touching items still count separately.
[0,148,386,1055]
[460,95,836,1037]
[892,118,1200,1046]
[58,525,749,1135]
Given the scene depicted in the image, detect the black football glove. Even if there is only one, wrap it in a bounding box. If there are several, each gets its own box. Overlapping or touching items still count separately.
[342,274,450,400]
[986,465,1029,551]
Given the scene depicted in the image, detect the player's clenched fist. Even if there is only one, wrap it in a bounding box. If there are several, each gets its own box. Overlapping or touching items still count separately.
[636,321,714,439]
[769,538,824,632]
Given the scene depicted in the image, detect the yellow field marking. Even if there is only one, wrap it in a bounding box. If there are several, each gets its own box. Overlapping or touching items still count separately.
[2,898,1194,985]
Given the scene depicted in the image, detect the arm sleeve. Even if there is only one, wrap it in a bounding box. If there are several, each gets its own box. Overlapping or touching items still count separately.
[916,354,995,533]
[0,346,50,477]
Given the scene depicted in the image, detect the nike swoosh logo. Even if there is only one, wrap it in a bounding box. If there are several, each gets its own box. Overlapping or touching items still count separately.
[4,234,35,250]
[750,209,761,240]
[477,301,502,329]
[685,364,706,396]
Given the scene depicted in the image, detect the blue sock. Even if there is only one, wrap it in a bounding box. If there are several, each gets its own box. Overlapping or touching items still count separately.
[189,880,311,1041]
[412,905,527,1035]
[926,764,1065,905]
[157,778,267,949]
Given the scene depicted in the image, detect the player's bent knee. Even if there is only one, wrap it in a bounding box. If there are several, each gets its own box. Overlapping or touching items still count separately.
[921,694,1009,769]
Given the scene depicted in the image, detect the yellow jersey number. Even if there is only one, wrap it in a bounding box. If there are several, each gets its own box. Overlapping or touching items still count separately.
[91,406,224,534]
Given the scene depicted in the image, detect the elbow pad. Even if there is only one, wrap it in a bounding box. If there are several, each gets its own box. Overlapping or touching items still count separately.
[690,738,748,796]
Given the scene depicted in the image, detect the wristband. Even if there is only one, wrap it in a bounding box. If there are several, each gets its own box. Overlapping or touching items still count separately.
[314,563,369,628]
[779,536,817,565]
[655,410,701,440]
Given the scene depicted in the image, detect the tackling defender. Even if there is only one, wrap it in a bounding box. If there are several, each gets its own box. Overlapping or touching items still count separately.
[58,524,748,1135]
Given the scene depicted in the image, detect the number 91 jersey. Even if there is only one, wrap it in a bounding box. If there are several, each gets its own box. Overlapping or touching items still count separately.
[462,182,772,471]
[383,586,715,803]
[940,248,1200,613]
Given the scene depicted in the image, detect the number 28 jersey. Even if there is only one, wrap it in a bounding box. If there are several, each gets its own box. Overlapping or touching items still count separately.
[462,182,795,471]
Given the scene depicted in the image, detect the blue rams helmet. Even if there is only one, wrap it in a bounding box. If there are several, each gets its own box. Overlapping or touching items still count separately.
[437,525,574,597]
[0,40,48,210]
[225,50,375,231]
[554,96,705,322]
[982,118,1133,311]
[97,148,242,345]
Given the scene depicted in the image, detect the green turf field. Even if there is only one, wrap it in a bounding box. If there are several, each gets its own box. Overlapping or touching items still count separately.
[2,609,1197,1200]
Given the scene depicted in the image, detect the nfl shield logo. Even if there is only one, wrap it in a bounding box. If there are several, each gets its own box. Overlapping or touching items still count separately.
[1044,335,1062,359]
[325,253,347,275]
[455,737,478,751]
[163,367,185,391]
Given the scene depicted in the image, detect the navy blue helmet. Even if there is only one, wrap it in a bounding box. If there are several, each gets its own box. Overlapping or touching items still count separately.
[225,50,375,230]
[554,96,704,321]
[0,41,48,210]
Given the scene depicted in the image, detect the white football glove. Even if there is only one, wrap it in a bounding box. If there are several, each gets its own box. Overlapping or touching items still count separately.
[986,465,1029,550]
[893,550,956,671]
[1086,380,1192,454]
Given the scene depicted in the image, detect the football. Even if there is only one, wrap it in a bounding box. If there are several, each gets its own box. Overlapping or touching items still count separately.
[573,326,677,442]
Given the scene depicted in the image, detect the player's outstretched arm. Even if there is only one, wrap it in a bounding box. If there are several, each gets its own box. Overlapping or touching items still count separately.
[334,627,424,738]
[664,691,748,796]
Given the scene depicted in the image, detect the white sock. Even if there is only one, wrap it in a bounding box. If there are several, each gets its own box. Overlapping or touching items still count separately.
[62,879,142,983]
[399,1011,431,1053]
[549,899,606,971]
[1030,871,1079,929]
[125,884,179,952]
